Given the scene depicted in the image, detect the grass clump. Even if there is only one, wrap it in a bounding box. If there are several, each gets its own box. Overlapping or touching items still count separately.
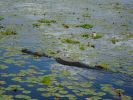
[76,24,93,29]
[61,38,80,44]
[38,19,56,24]
[0,29,17,35]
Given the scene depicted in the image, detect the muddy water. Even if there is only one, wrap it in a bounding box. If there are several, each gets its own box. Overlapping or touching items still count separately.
[0,0,133,99]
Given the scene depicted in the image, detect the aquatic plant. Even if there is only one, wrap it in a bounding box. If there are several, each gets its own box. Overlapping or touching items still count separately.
[0,95,13,100]
[33,23,41,28]
[62,24,69,28]
[86,96,102,100]
[0,64,8,69]
[37,88,45,92]
[81,33,91,38]
[61,70,71,76]
[76,24,93,29]
[92,34,103,39]
[0,81,6,85]
[79,44,85,50]
[61,38,80,44]
[41,75,54,86]
[126,33,133,39]
[109,37,119,44]
[0,16,4,21]
[82,14,91,17]
[5,85,23,92]
[0,29,17,35]
[15,94,31,99]
[38,19,56,24]
[22,90,31,94]
[121,95,132,100]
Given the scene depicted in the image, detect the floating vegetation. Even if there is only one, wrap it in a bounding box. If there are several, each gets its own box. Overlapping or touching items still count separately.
[61,38,80,44]
[41,75,55,86]
[33,19,57,27]
[0,81,6,85]
[62,24,69,29]
[86,96,102,100]
[60,70,71,76]
[0,0,133,99]
[0,29,17,35]
[33,23,41,28]
[22,90,31,94]
[0,95,13,100]
[5,85,25,92]
[92,33,103,39]
[125,32,133,39]
[81,32,91,38]
[82,14,91,17]
[75,24,93,29]
[100,84,131,99]
[0,64,8,69]
[38,19,56,24]
[15,94,32,99]
[0,16,4,21]
[121,95,132,100]
[109,37,119,44]
[79,44,85,50]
